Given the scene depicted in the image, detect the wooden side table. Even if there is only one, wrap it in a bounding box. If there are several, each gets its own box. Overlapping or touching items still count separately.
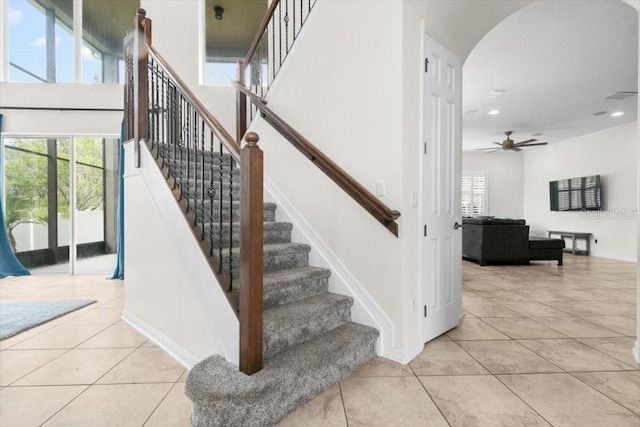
[547,231,592,255]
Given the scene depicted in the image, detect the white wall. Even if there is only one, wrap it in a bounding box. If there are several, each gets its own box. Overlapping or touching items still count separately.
[123,142,238,368]
[462,152,524,218]
[523,122,638,261]
[0,83,122,135]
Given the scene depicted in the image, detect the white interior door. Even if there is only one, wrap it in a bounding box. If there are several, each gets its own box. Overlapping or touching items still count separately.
[420,32,463,343]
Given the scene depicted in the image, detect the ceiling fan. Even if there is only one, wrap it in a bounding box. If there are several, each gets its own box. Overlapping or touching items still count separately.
[476,131,548,152]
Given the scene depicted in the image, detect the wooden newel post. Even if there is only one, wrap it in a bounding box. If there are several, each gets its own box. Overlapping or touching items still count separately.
[133,8,150,168]
[236,60,247,145]
[239,131,263,375]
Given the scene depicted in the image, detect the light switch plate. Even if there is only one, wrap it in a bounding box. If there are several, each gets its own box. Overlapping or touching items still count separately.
[375,180,386,196]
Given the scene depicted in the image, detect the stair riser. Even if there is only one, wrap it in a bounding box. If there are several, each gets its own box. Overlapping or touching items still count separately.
[264,274,329,309]
[203,226,292,248]
[264,304,351,359]
[220,249,309,277]
[192,207,276,223]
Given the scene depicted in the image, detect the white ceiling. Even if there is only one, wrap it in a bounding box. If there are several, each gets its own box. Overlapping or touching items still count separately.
[462,0,638,152]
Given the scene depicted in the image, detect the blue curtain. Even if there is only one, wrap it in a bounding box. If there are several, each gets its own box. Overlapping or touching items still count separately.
[109,121,125,280]
[0,114,30,278]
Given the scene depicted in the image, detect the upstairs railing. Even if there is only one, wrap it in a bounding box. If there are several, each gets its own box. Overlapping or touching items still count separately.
[236,0,317,142]
[235,0,400,236]
[125,9,264,375]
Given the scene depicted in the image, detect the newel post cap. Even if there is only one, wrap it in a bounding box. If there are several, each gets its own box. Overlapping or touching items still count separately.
[244,132,260,147]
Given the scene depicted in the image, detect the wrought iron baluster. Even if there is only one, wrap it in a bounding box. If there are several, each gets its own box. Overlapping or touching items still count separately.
[278,3,282,67]
[217,139,224,268]
[284,0,289,53]
[228,154,234,291]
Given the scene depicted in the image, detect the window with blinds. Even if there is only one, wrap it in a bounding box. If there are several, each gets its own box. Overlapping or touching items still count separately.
[461,171,487,216]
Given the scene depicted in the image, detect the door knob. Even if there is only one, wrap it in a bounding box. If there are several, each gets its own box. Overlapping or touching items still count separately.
[454,222,462,230]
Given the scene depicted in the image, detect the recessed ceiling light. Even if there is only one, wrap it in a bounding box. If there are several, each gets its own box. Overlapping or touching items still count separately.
[532,132,543,136]
[611,111,624,117]
[593,111,608,116]
[465,110,478,114]
[488,110,500,115]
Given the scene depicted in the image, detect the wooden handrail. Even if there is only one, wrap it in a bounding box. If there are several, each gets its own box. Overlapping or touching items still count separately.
[242,0,282,73]
[233,82,401,237]
[147,46,241,160]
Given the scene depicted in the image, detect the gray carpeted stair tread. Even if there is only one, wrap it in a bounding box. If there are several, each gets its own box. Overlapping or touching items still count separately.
[219,243,311,277]
[263,266,330,307]
[186,322,378,426]
[263,293,353,358]
[203,221,293,248]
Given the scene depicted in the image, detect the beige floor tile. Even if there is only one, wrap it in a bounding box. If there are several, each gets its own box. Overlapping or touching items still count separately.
[420,375,550,427]
[573,371,640,416]
[143,340,159,348]
[10,324,109,350]
[340,376,447,426]
[62,308,124,325]
[0,385,87,427]
[0,321,61,350]
[77,324,147,348]
[177,370,189,383]
[581,315,637,337]
[446,318,510,341]
[577,337,639,368]
[533,316,622,338]
[14,348,134,386]
[43,383,172,427]
[463,303,521,318]
[543,300,635,317]
[97,347,185,384]
[517,339,634,372]
[458,340,562,374]
[351,357,414,377]
[461,292,491,304]
[499,301,573,317]
[144,382,192,427]
[0,349,66,386]
[499,373,640,426]
[277,384,347,427]
[482,317,567,339]
[409,341,488,376]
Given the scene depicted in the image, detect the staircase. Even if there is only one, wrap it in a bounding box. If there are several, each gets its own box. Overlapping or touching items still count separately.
[160,145,379,425]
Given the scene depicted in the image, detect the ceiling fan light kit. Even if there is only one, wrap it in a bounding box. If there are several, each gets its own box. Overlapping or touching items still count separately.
[476,131,549,153]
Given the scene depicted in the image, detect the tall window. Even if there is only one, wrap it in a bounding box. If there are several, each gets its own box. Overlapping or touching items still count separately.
[461,171,487,216]
[5,0,139,84]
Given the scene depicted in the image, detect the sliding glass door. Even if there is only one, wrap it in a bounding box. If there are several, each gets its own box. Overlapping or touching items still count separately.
[2,135,119,275]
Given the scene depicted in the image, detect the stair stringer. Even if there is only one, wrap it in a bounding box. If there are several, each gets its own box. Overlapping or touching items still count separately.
[123,141,239,368]
[262,173,402,360]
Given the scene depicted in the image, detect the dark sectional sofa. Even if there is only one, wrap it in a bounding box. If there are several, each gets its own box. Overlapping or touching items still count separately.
[462,217,565,266]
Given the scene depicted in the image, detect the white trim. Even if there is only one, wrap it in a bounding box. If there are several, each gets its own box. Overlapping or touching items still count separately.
[386,341,424,365]
[69,136,77,274]
[0,0,8,81]
[73,0,82,83]
[197,0,206,86]
[263,174,397,359]
[122,310,199,369]
[633,341,639,364]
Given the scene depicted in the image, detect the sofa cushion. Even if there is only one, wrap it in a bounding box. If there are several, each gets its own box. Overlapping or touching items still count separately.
[529,237,565,250]
[463,217,526,226]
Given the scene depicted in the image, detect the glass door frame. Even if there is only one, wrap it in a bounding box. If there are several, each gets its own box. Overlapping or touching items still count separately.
[1,131,119,275]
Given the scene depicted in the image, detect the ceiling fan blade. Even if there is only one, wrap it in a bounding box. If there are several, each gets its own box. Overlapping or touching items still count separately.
[512,147,523,152]
[476,147,501,150]
[514,138,537,145]
[492,142,503,146]
[517,142,548,147]
[481,148,503,153]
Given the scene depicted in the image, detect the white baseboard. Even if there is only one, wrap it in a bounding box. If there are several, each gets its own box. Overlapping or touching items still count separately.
[122,311,200,370]
[385,341,425,365]
[263,174,397,358]
[633,340,640,365]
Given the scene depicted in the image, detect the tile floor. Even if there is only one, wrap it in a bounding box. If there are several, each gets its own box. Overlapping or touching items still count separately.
[0,255,638,426]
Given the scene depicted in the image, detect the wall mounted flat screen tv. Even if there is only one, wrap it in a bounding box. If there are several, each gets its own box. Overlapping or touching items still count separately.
[550,175,602,211]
